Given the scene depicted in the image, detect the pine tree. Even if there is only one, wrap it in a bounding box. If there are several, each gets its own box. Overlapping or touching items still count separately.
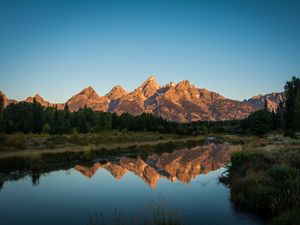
[284,76,300,130]
[293,90,300,131]
[0,95,4,132]
[104,113,112,131]
[32,98,44,133]
[276,101,286,130]
[0,95,4,111]
[264,99,269,111]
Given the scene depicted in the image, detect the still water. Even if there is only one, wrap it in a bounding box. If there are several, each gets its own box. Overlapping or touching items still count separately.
[0,144,265,225]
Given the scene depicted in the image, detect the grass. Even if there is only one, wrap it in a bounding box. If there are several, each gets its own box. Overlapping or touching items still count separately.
[0,133,210,174]
[0,131,208,157]
[220,133,300,225]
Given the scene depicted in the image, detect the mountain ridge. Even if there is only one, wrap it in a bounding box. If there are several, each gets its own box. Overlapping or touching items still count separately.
[0,76,284,122]
[243,92,285,112]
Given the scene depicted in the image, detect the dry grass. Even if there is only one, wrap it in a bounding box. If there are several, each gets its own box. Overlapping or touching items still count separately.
[220,133,300,225]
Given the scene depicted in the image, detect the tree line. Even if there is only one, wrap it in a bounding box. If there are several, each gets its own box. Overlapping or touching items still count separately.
[0,76,299,136]
[242,76,300,136]
[0,96,241,135]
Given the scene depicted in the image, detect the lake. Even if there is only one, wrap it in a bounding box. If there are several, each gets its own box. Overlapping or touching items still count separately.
[0,143,265,225]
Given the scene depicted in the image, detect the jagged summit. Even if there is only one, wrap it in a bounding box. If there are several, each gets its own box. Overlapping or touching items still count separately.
[78,86,100,98]
[139,76,161,98]
[26,94,44,102]
[0,91,8,100]
[106,85,127,100]
[25,94,59,108]
[66,86,108,112]
[175,80,192,92]
[165,82,176,88]
[0,91,10,106]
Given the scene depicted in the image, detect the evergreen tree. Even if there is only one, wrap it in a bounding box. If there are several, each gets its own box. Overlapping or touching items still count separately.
[63,104,72,133]
[104,113,112,131]
[293,90,300,131]
[0,95,4,111]
[263,99,269,111]
[0,95,4,132]
[276,101,286,130]
[284,76,300,130]
[245,109,274,136]
[32,98,44,133]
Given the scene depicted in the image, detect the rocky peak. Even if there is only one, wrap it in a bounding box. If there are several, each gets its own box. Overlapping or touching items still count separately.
[26,94,44,103]
[0,91,8,101]
[175,80,191,91]
[67,86,109,112]
[79,86,100,99]
[243,92,284,112]
[198,88,225,102]
[25,94,56,107]
[165,82,176,88]
[106,85,127,100]
[252,94,263,99]
[0,91,13,107]
[139,76,161,98]
[174,80,199,98]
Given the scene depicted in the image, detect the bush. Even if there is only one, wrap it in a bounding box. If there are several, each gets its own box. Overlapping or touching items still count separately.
[272,208,300,225]
[223,149,300,221]
[244,110,274,136]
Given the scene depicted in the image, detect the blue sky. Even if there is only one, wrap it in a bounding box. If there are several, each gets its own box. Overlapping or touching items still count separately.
[0,0,299,102]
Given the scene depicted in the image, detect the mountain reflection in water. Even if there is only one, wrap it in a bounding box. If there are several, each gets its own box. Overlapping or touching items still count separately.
[74,143,230,188]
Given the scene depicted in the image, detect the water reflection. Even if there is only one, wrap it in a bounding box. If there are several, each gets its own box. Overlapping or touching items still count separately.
[0,143,266,225]
[74,143,230,188]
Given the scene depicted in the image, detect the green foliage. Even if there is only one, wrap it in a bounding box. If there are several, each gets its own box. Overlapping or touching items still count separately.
[42,123,51,134]
[0,95,4,133]
[223,149,300,224]
[272,208,300,225]
[240,76,300,136]
[0,95,4,111]
[275,101,286,130]
[32,98,44,133]
[243,109,274,135]
[293,90,300,131]
[284,76,300,130]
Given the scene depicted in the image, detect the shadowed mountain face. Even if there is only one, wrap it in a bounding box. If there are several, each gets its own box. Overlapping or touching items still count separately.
[0,76,282,122]
[74,143,230,188]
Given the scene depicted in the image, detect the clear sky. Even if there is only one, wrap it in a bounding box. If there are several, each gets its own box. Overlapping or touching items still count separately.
[0,0,299,103]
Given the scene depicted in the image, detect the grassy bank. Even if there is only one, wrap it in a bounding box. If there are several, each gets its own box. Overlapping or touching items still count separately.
[0,131,211,173]
[221,134,300,225]
[0,131,208,158]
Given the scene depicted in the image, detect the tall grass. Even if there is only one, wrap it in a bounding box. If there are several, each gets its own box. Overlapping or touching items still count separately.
[221,147,300,225]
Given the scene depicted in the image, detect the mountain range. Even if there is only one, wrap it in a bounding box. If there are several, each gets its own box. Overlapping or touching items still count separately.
[0,76,284,122]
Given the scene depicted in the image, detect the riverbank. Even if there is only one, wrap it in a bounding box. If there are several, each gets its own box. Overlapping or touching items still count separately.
[221,133,300,225]
[0,131,209,158]
[0,131,290,161]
